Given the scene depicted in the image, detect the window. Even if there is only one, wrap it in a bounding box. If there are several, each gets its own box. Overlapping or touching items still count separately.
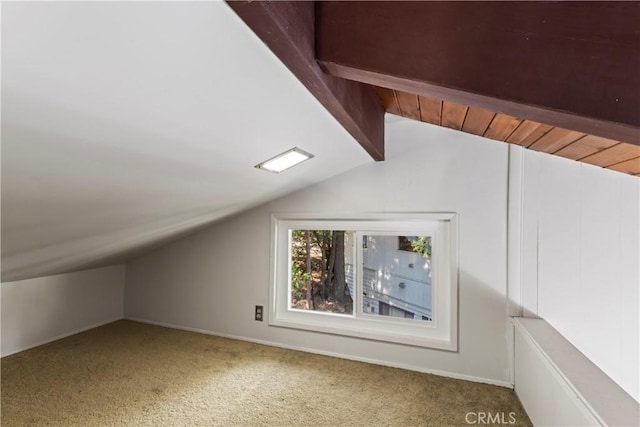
[270,213,458,350]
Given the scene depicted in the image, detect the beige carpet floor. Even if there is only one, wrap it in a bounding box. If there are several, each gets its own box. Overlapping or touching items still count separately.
[1,320,531,426]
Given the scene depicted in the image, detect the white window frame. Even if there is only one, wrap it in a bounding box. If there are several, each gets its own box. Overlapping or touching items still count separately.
[269,213,458,351]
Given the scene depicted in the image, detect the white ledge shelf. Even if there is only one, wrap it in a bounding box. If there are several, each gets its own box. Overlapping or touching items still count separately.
[513,317,639,426]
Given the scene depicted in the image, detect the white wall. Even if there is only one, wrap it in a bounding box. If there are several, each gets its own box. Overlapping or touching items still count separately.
[1,264,126,356]
[125,117,513,386]
[514,146,640,401]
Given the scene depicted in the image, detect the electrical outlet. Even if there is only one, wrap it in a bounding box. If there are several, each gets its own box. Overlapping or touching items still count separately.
[255,305,263,321]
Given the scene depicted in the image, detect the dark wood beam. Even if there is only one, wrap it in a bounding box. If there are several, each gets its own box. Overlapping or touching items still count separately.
[226,1,385,160]
[316,1,640,146]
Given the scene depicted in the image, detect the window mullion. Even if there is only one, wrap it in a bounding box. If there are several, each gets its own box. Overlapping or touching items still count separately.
[354,231,364,319]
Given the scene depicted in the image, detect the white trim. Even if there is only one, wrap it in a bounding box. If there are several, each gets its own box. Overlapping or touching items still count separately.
[1,316,123,357]
[506,144,524,387]
[271,212,458,222]
[507,144,523,317]
[506,319,516,387]
[521,151,540,317]
[125,316,512,388]
[270,213,458,351]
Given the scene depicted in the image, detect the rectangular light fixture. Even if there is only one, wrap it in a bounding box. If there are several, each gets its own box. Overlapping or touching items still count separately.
[255,147,314,173]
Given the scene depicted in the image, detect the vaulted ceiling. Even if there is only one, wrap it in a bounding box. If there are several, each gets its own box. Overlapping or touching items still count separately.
[229,1,640,175]
[1,2,372,281]
[374,88,640,175]
[2,2,638,282]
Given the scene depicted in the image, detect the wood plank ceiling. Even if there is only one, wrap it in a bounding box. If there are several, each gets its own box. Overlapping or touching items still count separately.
[375,87,640,176]
[229,2,639,175]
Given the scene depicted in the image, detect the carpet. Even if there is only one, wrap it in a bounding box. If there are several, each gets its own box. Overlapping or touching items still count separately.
[1,320,531,426]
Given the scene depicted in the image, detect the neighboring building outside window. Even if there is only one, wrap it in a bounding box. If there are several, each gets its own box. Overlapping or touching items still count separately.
[270,214,458,351]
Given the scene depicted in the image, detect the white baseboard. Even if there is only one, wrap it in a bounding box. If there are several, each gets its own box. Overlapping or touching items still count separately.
[125,316,513,389]
[1,316,123,358]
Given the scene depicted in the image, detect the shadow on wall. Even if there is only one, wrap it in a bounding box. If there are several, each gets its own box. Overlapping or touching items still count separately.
[125,206,512,387]
[122,116,512,382]
[457,269,512,379]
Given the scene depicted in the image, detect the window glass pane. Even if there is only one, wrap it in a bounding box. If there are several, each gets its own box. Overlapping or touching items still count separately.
[290,230,354,315]
[362,235,432,321]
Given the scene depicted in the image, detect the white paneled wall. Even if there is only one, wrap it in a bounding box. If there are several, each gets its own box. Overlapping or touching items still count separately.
[513,145,640,401]
[620,176,640,401]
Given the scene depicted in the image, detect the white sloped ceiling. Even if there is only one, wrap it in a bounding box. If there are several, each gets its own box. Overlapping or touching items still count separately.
[1,1,372,282]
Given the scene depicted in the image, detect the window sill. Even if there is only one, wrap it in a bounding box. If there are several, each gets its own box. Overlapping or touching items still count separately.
[269,311,457,351]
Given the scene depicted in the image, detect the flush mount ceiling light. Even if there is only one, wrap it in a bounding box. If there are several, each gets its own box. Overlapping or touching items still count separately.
[255,147,314,173]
